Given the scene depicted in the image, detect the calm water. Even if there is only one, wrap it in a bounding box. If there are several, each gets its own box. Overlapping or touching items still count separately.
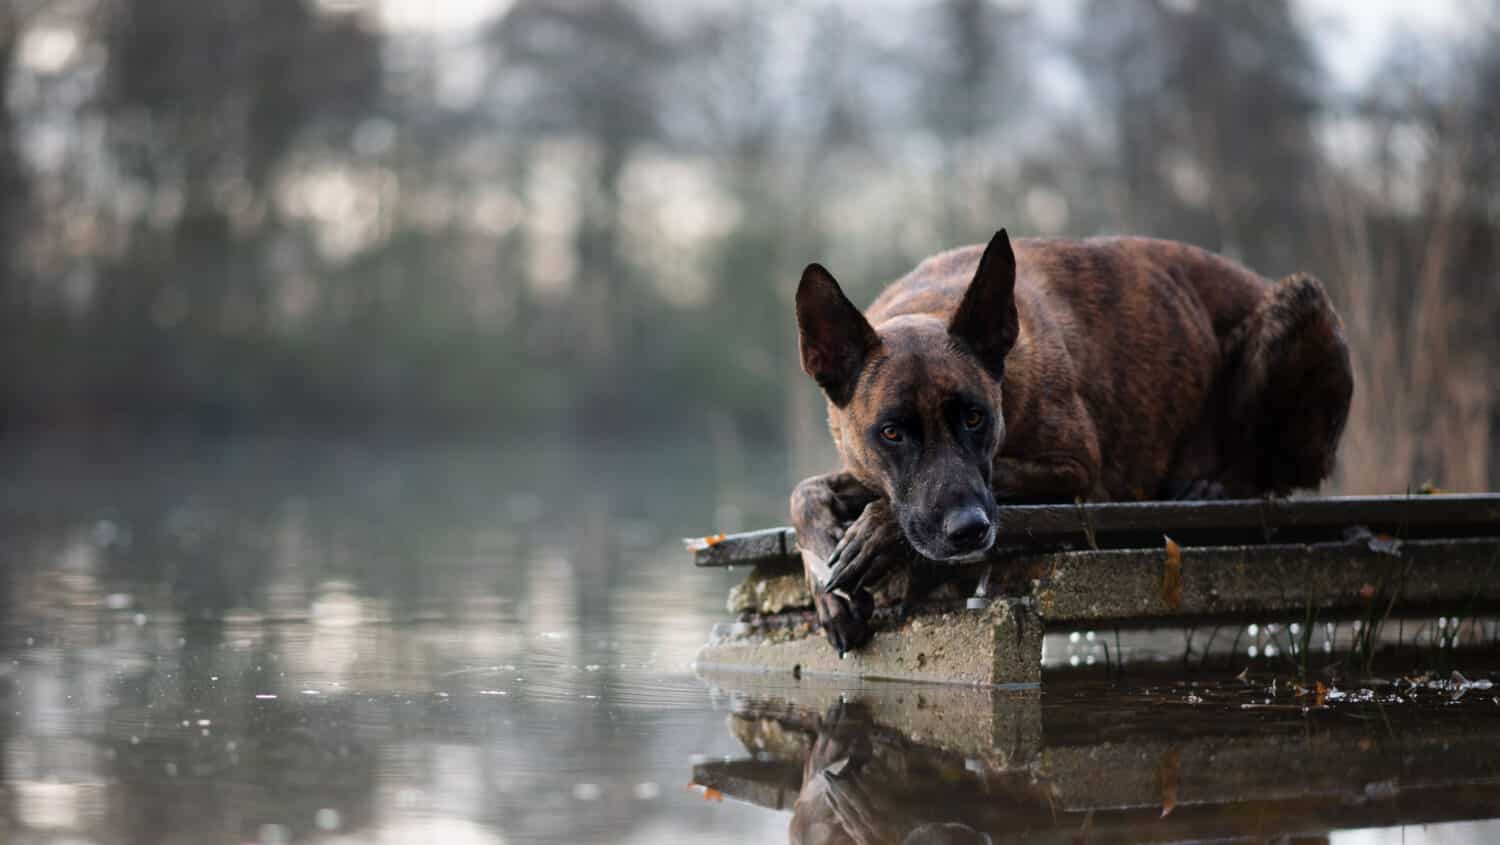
[3,438,1499,844]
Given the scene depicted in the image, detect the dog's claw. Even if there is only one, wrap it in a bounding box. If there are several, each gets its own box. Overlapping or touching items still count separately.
[821,499,905,598]
[815,588,873,654]
[823,563,851,595]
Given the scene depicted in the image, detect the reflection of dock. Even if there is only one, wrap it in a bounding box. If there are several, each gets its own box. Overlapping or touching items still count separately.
[692,494,1500,685]
[693,672,1500,843]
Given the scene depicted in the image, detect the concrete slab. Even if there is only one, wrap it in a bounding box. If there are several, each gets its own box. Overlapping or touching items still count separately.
[1030,536,1500,624]
[697,598,1043,686]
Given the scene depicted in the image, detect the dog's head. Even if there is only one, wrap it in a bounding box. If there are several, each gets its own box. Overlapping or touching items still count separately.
[796,231,1019,561]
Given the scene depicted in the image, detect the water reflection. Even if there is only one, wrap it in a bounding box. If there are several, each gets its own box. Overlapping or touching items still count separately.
[697,672,1500,844]
[3,438,1500,843]
[0,438,788,844]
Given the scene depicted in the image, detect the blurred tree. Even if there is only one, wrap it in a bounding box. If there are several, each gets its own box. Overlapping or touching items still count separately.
[0,0,1491,491]
[89,0,381,429]
[1328,17,1500,492]
[1076,0,1324,269]
[490,0,674,422]
[0,6,31,423]
[918,0,1031,243]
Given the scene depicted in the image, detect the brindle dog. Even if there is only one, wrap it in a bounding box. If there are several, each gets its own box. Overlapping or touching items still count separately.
[792,230,1353,654]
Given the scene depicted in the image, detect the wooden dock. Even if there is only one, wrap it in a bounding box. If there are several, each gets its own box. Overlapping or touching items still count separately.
[691,494,1500,685]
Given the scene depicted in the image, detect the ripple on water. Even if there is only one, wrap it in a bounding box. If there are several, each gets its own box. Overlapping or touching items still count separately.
[442,662,711,711]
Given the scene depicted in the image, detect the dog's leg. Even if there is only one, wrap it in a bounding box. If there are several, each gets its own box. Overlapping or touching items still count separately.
[1221,273,1354,494]
[991,454,1100,503]
[791,472,888,654]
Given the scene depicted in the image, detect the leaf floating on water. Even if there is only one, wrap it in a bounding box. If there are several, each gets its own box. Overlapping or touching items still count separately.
[1367,533,1402,557]
[1161,535,1183,610]
[1447,670,1493,701]
[1345,525,1403,556]
[685,783,725,802]
[682,533,728,552]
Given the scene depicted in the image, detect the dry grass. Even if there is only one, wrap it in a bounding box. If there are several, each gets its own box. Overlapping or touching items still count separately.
[1319,145,1494,494]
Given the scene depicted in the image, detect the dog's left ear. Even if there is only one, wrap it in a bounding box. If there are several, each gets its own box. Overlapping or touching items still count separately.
[949,229,1019,379]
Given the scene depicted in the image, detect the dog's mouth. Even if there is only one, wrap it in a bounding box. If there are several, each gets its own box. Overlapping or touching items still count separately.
[903,517,999,562]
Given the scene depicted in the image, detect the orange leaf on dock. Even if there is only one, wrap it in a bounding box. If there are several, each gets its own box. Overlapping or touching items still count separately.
[1161,535,1183,610]
[681,533,729,552]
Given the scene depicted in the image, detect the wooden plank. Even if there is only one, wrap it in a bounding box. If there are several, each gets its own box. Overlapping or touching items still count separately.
[686,526,790,568]
[691,494,1500,568]
[1002,493,1500,541]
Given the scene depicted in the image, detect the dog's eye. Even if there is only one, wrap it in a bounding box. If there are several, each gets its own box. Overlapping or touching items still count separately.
[962,408,985,430]
[879,424,904,443]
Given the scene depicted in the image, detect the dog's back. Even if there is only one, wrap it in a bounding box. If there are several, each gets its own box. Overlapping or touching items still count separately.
[870,236,1265,345]
[867,236,1350,500]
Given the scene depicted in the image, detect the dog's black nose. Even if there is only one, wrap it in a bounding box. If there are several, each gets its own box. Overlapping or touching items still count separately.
[942,506,992,550]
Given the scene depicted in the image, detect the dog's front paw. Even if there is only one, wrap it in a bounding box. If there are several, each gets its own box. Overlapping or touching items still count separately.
[823,499,907,596]
[814,587,875,656]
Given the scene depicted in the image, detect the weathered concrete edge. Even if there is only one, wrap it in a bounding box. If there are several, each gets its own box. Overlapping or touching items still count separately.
[695,599,1043,686]
[698,537,1500,686]
[1033,536,1500,623]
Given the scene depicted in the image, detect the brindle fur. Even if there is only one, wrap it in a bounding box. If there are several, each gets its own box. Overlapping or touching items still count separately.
[792,231,1354,654]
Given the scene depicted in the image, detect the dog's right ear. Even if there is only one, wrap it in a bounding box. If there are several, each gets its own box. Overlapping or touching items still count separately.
[796,263,878,407]
[949,229,1018,380]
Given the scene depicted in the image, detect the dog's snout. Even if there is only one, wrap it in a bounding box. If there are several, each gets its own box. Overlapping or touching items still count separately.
[942,505,992,550]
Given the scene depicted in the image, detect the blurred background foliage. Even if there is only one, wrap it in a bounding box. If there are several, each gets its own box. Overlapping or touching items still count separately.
[0,0,1495,491]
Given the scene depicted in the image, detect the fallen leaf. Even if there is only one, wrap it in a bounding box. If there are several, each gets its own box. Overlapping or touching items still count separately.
[1161,536,1183,610]
[682,533,728,552]
[1158,748,1180,818]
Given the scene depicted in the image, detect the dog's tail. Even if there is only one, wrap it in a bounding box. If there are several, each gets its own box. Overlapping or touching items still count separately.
[1221,272,1354,494]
